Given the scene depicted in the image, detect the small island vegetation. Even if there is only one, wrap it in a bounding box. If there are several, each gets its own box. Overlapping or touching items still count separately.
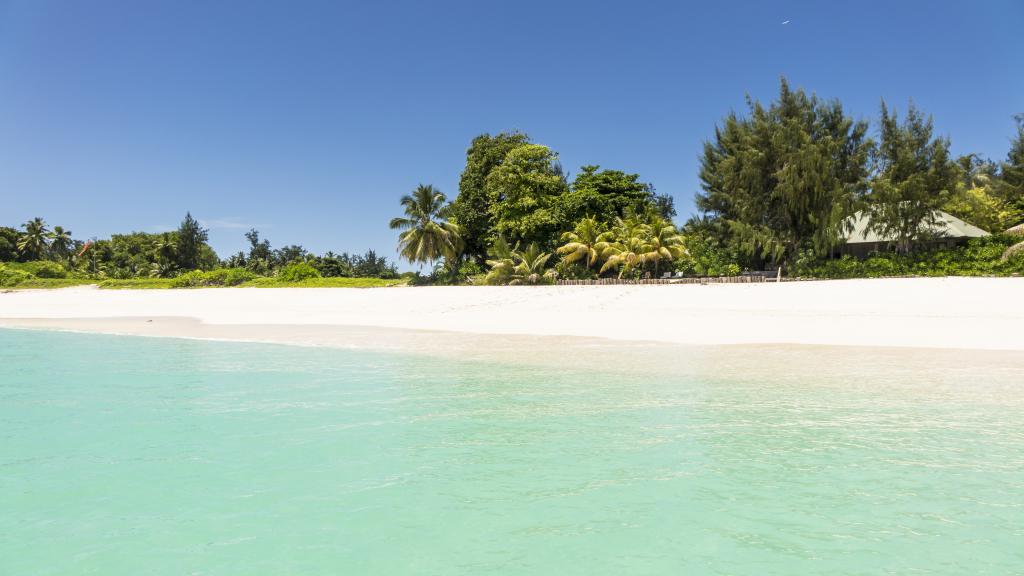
[3,79,1023,289]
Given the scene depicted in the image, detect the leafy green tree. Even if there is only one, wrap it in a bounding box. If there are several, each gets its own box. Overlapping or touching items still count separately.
[996,115,1024,225]
[352,249,397,278]
[560,166,656,226]
[485,144,569,250]
[390,184,463,267]
[244,229,273,274]
[0,227,20,261]
[696,78,872,271]
[275,245,308,266]
[175,213,210,271]
[943,155,1020,233]
[450,131,532,262]
[867,102,958,252]
[556,216,605,270]
[17,218,50,261]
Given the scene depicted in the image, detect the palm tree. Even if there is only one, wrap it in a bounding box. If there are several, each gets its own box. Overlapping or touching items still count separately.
[597,216,648,278]
[49,226,74,262]
[17,217,49,260]
[557,216,604,269]
[484,237,516,285]
[484,240,557,285]
[640,219,686,277]
[389,184,463,267]
[508,243,557,285]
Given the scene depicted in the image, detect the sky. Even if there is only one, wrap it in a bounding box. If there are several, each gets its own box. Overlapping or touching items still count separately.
[2,0,1022,261]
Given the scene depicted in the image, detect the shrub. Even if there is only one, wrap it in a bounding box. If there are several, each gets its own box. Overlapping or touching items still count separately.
[21,261,68,278]
[796,236,1023,278]
[861,256,902,278]
[170,268,257,288]
[0,265,31,287]
[277,262,322,282]
[201,267,256,286]
[220,267,257,286]
[170,270,208,288]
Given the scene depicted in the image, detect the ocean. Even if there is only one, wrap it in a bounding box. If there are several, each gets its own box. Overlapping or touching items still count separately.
[2,328,1022,574]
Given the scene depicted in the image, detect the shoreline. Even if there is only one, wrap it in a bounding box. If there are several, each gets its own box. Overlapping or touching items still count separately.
[2,277,1024,352]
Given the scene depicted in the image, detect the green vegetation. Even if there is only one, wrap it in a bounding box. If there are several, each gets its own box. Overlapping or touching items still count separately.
[795,236,1024,278]
[692,82,1024,276]
[389,184,462,266]
[240,277,406,288]
[0,211,402,289]
[5,82,1023,288]
[388,81,1022,284]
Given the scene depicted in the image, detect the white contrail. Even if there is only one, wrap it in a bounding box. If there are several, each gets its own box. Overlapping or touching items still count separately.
[782,20,791,25]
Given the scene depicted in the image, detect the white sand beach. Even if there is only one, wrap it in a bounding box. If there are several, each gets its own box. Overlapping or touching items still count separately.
[1,277,1023,352]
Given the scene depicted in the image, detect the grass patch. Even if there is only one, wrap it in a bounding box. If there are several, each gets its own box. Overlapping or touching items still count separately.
[98,278,177,289]
[240,277,407,288]
[3,278,97,289]
[93,277,405,289]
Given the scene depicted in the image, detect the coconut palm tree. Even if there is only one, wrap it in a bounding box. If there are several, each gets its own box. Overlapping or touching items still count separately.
[49,226,74,262]
[17,217,49,260]
[557,216,605,269]
[484,237,516,285]
[597,216,648,278]
[389,184,463,267]
[484,240,557,285]
[640,218,686,277]
[508,243,557,285]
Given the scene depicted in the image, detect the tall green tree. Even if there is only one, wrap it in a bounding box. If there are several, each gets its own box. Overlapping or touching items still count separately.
[560,166,657,226]
[867,102,958,252]
[485,144,569,250]
[0,227,20,261]
[596,216,649,278]
[641,217,686,277]
[943,155,1019,233]
[556,216,605,270]
[49,226,74,262]
[450,131,531,262]
[696,78,872,271]
[175,212,209,271]
[996,115,1024,225]
[17,217,50,260]
[389,184,463,267]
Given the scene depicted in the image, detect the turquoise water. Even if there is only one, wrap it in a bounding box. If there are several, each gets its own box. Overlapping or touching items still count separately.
[2,329,1023,575]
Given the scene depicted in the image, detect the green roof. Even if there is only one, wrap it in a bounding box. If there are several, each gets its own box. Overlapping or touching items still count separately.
[843,210,990,244]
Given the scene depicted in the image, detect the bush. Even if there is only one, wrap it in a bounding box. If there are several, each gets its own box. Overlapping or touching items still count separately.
[796,236,1024,278]
[21,261,68,278]
[170,268,258,288]
[0,265,31,287]
[170,270,208,288]
[277,262,322,282]
[202,267,256,286]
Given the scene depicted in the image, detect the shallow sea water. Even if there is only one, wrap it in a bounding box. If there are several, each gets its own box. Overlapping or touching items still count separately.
[1,328,1023,575]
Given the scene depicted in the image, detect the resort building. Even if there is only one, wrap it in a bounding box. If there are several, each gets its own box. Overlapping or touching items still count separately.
[837,210,990,258]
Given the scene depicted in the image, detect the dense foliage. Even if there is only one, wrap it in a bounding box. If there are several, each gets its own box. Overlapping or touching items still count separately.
[794,236,1024,278]
[689,79,1024,277]
[696,79,872,271]
[388,80,1023,285]
[0,213,400,289]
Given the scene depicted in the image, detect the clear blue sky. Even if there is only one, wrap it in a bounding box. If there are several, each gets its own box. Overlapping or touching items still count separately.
[2,0,1022,260]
